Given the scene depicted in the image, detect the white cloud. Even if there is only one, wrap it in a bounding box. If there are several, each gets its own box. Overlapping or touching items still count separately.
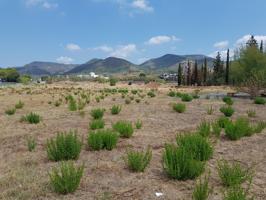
[146,35,180,45]
[93,45,114,53]
[208,49,234,60]
[214,40,229,49]
[66,43,81,51]
[25,0,58,9]
[131,0,153,12]
[236,34,266,47]
[110,44,137,58]
[56,56,74,64]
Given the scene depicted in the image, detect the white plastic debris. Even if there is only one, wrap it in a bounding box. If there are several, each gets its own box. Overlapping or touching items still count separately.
[155,192,163,197]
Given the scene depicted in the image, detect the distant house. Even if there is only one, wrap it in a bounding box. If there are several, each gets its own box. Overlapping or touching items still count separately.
[89,72,99,78]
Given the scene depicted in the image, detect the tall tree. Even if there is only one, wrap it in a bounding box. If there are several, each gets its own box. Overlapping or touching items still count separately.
[213,52,224,85]
[193,60,198,85]
[246,35,258,48]
[186,61,191,86]
[260,40,264,53]
[177,63,182,86]
[225,49,230,85]
[203,57,208,85]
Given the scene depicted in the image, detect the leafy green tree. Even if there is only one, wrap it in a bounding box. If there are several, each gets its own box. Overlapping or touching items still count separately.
[0,68,20,82]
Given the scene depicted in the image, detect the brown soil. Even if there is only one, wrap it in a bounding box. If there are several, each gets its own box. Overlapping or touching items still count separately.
[0,82,265,200]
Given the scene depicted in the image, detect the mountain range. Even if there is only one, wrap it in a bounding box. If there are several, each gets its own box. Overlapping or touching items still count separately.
[15,54,214,76]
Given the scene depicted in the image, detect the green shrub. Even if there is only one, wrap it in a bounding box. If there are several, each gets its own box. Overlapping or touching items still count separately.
[135,119,142,129]
[173,103,186,113]
[217,160,253,187]
[217,116,231,128]
[111,105,122,115]
[168,91,176,97]
[90,108,105,119]
[95,96,100,103]
[131,90,138,95]
[26,137,36,152]
[181,94,193,102]
[49,161,84,194]
[225,118,253,140]
[125,147,152,172]
[246,109,256,118]
[21,112,41,124]
[220,106,235,117]
[89,119,105,130]
[87,129,118,151]
[192,175,211,200]
[223,185,252,200]
[206,106,214,115]
[113,121,134,138]
[176,133,213,161]
[223,96,234,105]
[197,121,211,137]
[54,101,61,107]
[254,97,266,105]
[163,144,205,180]
[5,108,16,115]
[15,100,24,109]
[125,98,131,104]
[147,91,156,98]
[46,130,82,161]
[253,121,266,133]
[211,122,222,137]
[135,98,141,103]
[109,78,117,86]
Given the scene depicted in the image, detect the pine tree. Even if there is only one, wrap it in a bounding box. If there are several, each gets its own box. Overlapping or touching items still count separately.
[225,49,230,85]
[203,57,208,85]
[213,52,224,85]
[260,40,264,53]
[178,63,182,86]
[246,35,258,48]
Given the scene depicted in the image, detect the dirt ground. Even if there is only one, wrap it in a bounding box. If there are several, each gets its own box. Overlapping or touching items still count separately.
[0,82,265,200]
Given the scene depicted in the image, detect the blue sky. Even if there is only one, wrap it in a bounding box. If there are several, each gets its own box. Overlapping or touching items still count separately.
[1,0,266,67]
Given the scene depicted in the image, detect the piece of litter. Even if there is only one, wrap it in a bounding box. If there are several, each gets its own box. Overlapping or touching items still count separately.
[155,192,163,197]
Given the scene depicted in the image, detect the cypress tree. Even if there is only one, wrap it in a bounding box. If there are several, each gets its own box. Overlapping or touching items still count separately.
[186,61,191,86]
[213,52,224,85]
[178,63,182,86]
[203,57,208,85]
[260,40,264,53]
[194,60,198,85]
[225,49,230,85]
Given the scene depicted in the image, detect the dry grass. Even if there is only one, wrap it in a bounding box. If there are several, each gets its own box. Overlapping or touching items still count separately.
[0,82,265,199]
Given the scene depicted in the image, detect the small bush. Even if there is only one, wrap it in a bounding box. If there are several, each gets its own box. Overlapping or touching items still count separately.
[54,101,61,107]
[192,175,211,200]
[109,78,117,86]
[147,91,156,98]
[111,105,122,115]
[46,130,82,161]
[254,97,266,105]
[225,118,253,140]
[176,133,213,161]
[135,99,141,103]
[217,116,231,128]
[220,106,235,117]
[206,106,214,115]
[87,129,118,151]
[197,121,211,137]
[89,119,105,130]
[135,119,142,129]
[163,144,205,180]
[168,91,176,97]
[173,103,186,113]
[211,122,222,137]
[181,94,193,102]
[49,161,84,194]
[90,108,105,119]
[26,137,36,152]
[68,98,77,111]
[113,121,134,138]
[5,108,16,115]
[217,160,253,187]
[253,121,266,133]
[223,96,234,105]
[15,100,24,109]
[246,109,256,118]
[125,147,152,172]
[125,98,131,104]
[21,112,41,124]
[223,185,253,200]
